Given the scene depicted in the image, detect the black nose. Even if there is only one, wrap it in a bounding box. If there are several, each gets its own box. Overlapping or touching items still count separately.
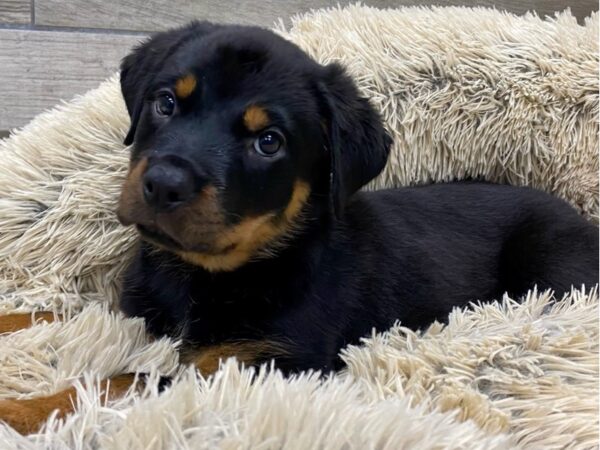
[142,163,195,211]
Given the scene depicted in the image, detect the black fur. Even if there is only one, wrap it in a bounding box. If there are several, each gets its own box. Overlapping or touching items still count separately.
[118,22,599,374]
[317,64,392,217]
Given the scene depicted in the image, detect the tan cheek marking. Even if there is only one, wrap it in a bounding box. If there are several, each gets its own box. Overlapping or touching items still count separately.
[243,105,270,132]
[175,180,311,272]
[181,341,287,376]
[162,185,224,247]
[176,213,276,272]
[283,180,311,222]
[215,213,277,249]
[175,74,197,99]
[117,158,149,226]
[176,251,243,273]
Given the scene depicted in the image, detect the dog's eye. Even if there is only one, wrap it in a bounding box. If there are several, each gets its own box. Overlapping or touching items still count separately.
[254,130,284,156]
[154,93,175,117]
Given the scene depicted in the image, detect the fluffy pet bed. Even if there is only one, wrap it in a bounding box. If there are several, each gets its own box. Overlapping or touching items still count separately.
[0,4,597,449]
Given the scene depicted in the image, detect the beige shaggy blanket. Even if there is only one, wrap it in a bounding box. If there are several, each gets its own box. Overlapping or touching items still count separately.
[0,4,598,449]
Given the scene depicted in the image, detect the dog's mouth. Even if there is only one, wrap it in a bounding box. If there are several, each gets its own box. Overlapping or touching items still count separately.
[136,224,184,250]
[135,222,236,255]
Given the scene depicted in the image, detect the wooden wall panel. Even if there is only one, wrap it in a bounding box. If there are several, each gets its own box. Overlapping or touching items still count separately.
[35,0,597,31]
[0,29,143,130]
[1,0,596,132]
[0,0,30,24]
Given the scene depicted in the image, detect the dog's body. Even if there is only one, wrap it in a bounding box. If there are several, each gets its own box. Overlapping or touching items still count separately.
[122,181,598,373]
[115,21,598,373]
[0,21,597,434]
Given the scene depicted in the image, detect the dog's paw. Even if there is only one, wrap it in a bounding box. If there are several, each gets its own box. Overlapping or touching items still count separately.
[0,398,47,434]
[0,388,76,434]
[0,312,59,334]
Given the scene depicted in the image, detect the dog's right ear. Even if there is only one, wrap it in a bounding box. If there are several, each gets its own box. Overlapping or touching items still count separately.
[120,21,219,146]
[316,64,391,218]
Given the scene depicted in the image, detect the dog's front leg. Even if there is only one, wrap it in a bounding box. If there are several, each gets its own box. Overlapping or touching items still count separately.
[0,313,162,434]
[0,374,140,434]
[0,312,60,334]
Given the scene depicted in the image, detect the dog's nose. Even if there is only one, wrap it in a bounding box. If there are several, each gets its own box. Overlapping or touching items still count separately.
[142,163,195,211]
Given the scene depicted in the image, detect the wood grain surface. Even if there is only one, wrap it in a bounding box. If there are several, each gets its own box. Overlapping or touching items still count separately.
[34,0,597,31]
[0,0,596,132]
[0,0,30,24]
[0,29,143,130]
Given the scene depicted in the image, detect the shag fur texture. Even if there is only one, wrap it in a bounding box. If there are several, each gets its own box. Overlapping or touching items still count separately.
[0,289,597,449]
[0,4,597,448]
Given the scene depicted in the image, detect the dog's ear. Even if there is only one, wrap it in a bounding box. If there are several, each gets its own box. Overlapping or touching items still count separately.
[120,21,220,146]
[317,63,391,218]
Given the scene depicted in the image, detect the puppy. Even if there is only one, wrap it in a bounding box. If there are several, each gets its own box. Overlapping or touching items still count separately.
[0,21,597,434]
[115,21,598,373]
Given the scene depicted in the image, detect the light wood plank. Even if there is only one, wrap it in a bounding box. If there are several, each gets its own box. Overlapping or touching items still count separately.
[35,0,346,31]
[35,0,598,32]
[0,0,30,24]
[0,29,144,130]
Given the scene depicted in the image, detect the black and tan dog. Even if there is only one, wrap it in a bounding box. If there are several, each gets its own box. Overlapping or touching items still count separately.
[0,22,598,434]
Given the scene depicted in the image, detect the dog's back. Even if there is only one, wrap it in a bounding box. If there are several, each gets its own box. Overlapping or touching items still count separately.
[336,182,598,333]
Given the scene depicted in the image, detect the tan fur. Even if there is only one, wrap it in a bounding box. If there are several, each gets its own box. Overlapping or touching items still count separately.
[118,158,226,250]
[116,160,310,271]
[174,74,197,99]
[176,180,310,271]
[181,341,288,376]
[176,214,276,271]
[161,185,224,248]
[116,158,151,226]
[243,105,270,132]
[0,387,78,434]
[282,180,311,222]
[0,312,59,334]
[0,374,139,435]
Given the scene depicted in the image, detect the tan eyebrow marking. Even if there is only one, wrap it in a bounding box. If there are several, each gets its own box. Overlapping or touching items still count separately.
[175,74,197,99]
[243,105,270,132]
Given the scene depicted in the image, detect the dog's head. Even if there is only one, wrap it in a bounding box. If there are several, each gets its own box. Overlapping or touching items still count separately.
[117,22,391,271]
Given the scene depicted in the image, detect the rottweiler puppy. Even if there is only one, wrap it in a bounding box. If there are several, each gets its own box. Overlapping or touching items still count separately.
[115,21,598,374]
[0,21,597,434]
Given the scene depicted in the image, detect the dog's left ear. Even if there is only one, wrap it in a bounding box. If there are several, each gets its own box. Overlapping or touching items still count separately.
[317,63,392,218]
[120,21,220,146]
